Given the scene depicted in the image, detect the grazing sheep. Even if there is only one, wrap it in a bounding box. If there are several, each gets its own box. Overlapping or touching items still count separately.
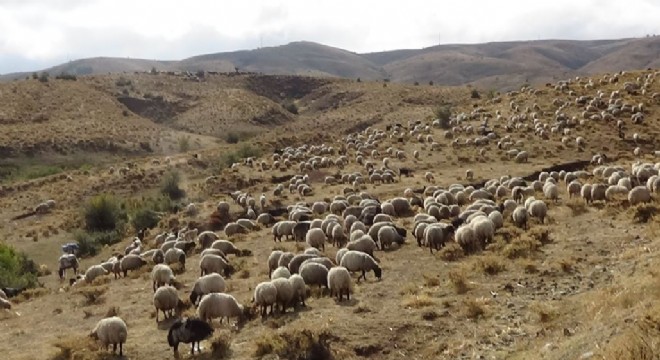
[271,266,292,280]
[305,228,327,251]
[277,252,295,269]
[0,288,6,300]
[454,225,478,253]
[167,317,214,355]
[299,262,329,290]
[165,248,187,269]
[346,235,377,258]
[197,293,247,325]
[267,250,284,277]
[287,254,318,274]
[211,240,251,257]
[466,169,474,180]
[118,254,147,277]
[289,274,307,307]
[152,264,176,292]
[82,265,109,284]
[253,281,278,318]
[327,266,352,301]
[190,273,226,306]
[335,248,349,265]
[89,316,128,357]
[512,206,529,229]
[527,200,548,224]
[0,297,11,309]
[271,277,294,313]
[377,225,404,249]
[424,224,455,253]
[200,254,235,278]
[629,186,652,205]
[197,231,220,249]
[154,285,184,322]
[339,251,382,282]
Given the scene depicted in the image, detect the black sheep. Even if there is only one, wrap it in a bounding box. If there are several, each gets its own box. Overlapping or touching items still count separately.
[167,317,214,355]
[1,287,25,298]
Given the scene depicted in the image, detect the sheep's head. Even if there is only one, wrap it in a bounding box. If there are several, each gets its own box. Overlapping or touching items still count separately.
[224,265,236,278]
[373,266,383,280]
[239,249,252,257]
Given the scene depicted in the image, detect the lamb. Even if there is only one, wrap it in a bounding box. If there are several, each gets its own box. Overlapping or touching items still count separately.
[299,262,329,290]
[200,254,234,278]
[271,266,292,280]
[118,254,147,277]
[58,254,79,280]
[271,277,294,313]
[154,285,184,322]
[197,292,247,325]
[339,251,382,282]
[253,281,278,318]
[306,228,327,251]
[89,316,128,357]
[327,266,352,301]
[84,265,109,284]
[289,274,307,307]
[152,264,176,292]
[190,273,226,305]
[165,248,187,269]
[167,317,214,355]
[211,239,251,256]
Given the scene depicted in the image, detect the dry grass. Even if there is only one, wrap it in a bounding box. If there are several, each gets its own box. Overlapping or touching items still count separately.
[14,287,50,303]
[402,294,436,309]
[422,274,441,287]
[632,204,659,223]
[448,269,470,294]
[601,326,658,360]
[502,235,542,259]
[253,328,337,359]
[476,255,506,275]
[438,242,464,261]
[74,285,108,306]
[565,198,589,216]
[463,298,487,320]
[530,301,559,323]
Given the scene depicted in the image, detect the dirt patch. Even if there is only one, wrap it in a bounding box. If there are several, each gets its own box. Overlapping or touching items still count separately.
[117,96,190,123]
[246,75,331,102]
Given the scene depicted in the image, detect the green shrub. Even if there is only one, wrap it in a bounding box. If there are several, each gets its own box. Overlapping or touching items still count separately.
[433,104,453,129]
[74,230,123,258]
[161,171,186,200]
[236,143,261,158]
[84,194,127,232]
[226,132,240,144]
[55,72,77,81]
[128,195,173,231]
[178,136,190,152]
[0,243,39,288]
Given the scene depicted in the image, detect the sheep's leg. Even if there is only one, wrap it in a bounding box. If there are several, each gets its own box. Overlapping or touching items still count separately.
[346,289,350,301]
[112,343,117,354]
[191,342,195,355]
[119,342,123,357]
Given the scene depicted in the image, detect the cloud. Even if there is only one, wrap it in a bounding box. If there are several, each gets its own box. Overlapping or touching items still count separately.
[1,0,659,73]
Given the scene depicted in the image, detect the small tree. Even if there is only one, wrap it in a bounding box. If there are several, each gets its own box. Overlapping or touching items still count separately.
[161,171,185,200]
[38,72,49,83]
[84,194,126,232]
[31,72,38,80]
[433,104,453,129]
[429,81,434,86]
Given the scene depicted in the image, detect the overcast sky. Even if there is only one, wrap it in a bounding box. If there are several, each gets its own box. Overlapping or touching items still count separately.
[1,0,659,74]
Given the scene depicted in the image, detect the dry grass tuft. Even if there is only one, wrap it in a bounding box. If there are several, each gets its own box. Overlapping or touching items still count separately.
[556,258,575,273]
[438,243,464,261]
[91,276,111,286]
[476,255,506,275]
[74,285,108,306]
[51,335,97,360]
[531,301,559,323]
[105,306,120,318]
[528,227,552,244]
[402,294,436,309]
[209,332,233,358]
[421,310,439,321]
[422,274,441,287]
[632,204,659,223]
[502,235,541,259]
[253,328,337,359]
[353,306,371,314]
[565,198,589,216]
[601,327,658,360]
[520,259,539,274]
[448,269,470,294]
[463,299,486,320]
[14,287,50,303]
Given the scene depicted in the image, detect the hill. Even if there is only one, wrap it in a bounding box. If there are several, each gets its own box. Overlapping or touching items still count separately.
[2,37,660,90]
[0,68,659,360]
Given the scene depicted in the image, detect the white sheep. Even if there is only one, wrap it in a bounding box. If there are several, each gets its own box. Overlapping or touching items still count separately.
[271,266,292,280]
[253,281,278,318]
[154,285,183,322]
[512,206,529,229]
[151,264,176,292]
[89,316,128,357]
[346,235,377,258]
[200,254,234,277]
[271,277,294,314]
[190,273,226,305]
[165,247,186,269]
[339,251,382,282]
[327,266,352,302]
[197,292,246,325]
[305,228,327,251]
[629,186,652,205]
[289,274,307,307]
[377,225,403,250]
[527,200,548,223]
[0,297,11,309]
[118,254,147,278]
[84,265,109,284]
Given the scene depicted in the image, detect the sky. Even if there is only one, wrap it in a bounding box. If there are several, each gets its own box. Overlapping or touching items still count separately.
[1,0,659,74]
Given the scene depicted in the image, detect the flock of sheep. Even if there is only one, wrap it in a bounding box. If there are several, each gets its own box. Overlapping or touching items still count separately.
[24,68,657,357]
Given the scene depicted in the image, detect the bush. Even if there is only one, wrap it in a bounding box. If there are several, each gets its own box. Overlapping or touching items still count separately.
[0,243,39,289]
[128,196,172,231]
[161,171,186,200]
[55,72,77,81]
[178,136,190,152]
[84,194,126,232]
[283,101,298,115]
[433,104,452,129]
[74,230,123,258]
[470,89,480,99]
[115,77,132,87]
[225,132,240,144]
[38,72,49,83]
